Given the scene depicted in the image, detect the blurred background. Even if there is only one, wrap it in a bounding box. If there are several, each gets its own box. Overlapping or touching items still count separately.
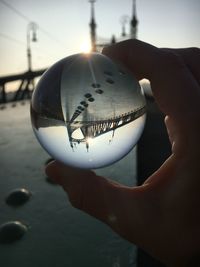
[0,0,200,95]
[0,1,199,267]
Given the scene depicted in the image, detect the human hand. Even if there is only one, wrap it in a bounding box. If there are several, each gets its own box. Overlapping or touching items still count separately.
[46,40,200,266]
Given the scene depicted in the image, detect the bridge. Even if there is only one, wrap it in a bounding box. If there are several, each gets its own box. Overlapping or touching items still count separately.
[67,105,146,151]
[0,69,46,103]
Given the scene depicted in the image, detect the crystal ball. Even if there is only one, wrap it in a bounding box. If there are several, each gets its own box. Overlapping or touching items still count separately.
[30,53,146,169]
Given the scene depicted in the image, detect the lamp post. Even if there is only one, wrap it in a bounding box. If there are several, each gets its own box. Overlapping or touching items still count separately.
[120,15,129,37]
[27,22,38,72]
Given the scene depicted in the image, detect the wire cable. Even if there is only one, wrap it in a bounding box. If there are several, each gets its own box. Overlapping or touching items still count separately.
[0,31,60,63]
[0,0,30,22]
[0,0,66,49]
[0,32,26,46]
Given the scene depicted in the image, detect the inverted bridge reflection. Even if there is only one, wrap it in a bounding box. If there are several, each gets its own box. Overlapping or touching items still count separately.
[67,105,146,150]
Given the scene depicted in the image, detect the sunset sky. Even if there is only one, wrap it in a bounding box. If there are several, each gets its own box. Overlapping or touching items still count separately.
[0,0,200,81]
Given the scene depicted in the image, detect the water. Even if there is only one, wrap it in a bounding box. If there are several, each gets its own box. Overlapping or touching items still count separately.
[31,53,146,169]
[0,101,138,267]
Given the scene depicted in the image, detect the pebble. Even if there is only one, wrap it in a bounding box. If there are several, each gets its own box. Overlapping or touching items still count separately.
[0,221,28,243]
[6,188,31,206]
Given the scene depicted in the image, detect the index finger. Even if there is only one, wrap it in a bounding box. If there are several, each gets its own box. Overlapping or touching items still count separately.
[102,40,200,131]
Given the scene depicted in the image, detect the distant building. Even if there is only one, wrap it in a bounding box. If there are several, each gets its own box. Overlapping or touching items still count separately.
[89,0,138,52]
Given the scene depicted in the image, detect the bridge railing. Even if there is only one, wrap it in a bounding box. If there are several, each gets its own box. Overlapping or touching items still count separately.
[0,69,46,103]
[69,105,146,143]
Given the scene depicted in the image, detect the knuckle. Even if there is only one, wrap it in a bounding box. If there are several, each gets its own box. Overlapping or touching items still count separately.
[162,50,185,68]
[187,47,200,56]
[158,50,186,73]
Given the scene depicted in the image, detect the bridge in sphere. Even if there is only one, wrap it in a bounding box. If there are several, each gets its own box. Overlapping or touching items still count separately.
[67,105,146,151]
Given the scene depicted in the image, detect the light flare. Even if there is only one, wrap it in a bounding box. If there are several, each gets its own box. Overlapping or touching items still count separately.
[80,40,92,54]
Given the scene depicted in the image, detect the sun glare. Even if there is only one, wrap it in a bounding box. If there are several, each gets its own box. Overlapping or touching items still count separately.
[80,41,92,54]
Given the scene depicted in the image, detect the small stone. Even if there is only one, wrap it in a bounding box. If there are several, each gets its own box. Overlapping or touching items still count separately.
[6,188,31,206]
[0,221,28,243]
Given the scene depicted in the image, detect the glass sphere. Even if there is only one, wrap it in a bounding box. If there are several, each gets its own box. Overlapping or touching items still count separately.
[31,53,146,169]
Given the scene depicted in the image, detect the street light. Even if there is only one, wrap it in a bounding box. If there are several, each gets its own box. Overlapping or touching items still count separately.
[120,15,129,37]
[27,22,38,71]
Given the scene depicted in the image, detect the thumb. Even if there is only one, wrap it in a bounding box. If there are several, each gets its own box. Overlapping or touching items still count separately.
[45,161,149,243]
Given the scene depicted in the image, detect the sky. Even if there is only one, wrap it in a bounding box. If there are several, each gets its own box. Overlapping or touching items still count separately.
[0,0,200,87]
